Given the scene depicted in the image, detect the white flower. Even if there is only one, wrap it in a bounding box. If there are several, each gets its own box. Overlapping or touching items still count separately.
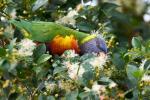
[81,0,98,7]
[10,9,17,19]
[61,50,78,58]
[89,52,107,69]
[58,80,63,89]
[17,38,36,57]
[92,82,106,95]
[62,61,72,68]
[68,50,78,58]
[84,87,91,91]
[139,59,147,71]
[4,26,14,38]
[45,81,56,91]
[91,30,100,35]
[67,10,79,18]
[1,17,7,22]
[109,82,117,89]
[56,10,78,26]
[66,62,85,79]
[143,14,150,22]
[84,82,106,95]
[141,74,150,82]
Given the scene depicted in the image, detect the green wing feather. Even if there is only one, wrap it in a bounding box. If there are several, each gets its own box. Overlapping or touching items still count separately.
[10,20,96,44]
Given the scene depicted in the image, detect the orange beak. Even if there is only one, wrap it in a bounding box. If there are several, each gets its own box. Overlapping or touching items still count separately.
[49,35,80,55]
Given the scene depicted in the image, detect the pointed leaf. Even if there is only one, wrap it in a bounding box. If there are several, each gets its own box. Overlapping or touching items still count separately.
[37,54,51,64]
[33,44,46,61]
[0,48,6,57]
[126,64,138,86]
[132,37,142,48]
[65,90,78,100]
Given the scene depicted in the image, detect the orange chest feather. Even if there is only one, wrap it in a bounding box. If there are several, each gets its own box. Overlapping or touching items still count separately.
[49,35,80,55]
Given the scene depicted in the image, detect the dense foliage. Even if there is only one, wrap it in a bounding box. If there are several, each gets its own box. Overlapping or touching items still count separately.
[0,0,150,100]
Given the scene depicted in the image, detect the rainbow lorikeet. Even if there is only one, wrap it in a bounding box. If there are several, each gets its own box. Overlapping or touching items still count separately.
[10,19,107,55]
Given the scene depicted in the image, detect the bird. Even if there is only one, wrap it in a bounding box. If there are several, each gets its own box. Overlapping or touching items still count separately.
[10,19,107,55]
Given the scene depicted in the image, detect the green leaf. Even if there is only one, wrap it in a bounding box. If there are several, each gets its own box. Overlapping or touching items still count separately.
[133,70,144,79]
[65,89,78,100]
[33,66,42,74]
[82,70,95,86]
[126,64,138,86]
[0,48,6,57]
[98,77,113,85]
[32,66,47,80]
[112,53,125,69]
[47,96,55,100]
[132,37,142,48]
[79,91,99,100]
[16,94,28,100]
[101,3,118,11]
[38,94,47,100]
[0,59,5,67]
[79,92,90,100]
[145,40,150,52]
[76,22,94,32]
[132,89,139,100]
[53,67,67,75]
[37,54,51,64]
[101,2,119,17]
[7,38,17,53]
[0,60,10,71]
[33,43,46,61]
[82,62,93,71]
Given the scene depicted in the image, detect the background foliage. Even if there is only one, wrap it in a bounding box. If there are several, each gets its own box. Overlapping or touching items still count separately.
[0,0,150,100]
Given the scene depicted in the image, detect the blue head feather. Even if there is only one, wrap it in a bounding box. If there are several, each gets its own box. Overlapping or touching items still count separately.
[96,35,107,53]
[80,34,107,54]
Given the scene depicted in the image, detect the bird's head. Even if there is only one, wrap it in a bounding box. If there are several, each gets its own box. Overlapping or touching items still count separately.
[80,34,107,54]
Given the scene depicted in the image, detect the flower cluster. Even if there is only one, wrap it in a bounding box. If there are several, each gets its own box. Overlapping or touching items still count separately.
[56,9,78,26]
[142,74,150,82]
[43,50,118,99]
[17,38,36,57]
[61,50,107,80]
[89,52,107,69]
